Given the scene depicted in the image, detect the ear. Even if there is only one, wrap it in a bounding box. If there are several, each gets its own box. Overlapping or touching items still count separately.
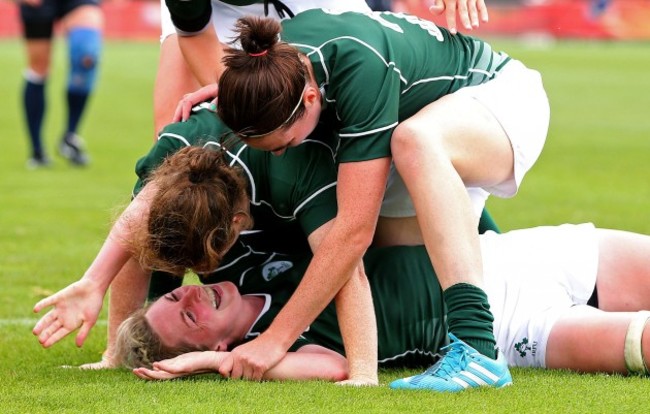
[232,211,246,226]
[212,342,229,352]
[303,85,321,108]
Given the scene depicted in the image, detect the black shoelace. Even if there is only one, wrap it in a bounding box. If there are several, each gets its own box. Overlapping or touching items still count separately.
[263,0,295,18]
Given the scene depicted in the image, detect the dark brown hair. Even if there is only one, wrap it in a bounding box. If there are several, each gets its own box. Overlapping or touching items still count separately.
[218,16,307,136]
[130,146,249,275]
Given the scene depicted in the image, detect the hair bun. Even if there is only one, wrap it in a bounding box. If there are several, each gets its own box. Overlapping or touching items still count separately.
[188,170,206,184]
[235,16,282,56]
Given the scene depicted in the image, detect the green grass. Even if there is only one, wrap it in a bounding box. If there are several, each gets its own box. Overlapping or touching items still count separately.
[1,38,650,413]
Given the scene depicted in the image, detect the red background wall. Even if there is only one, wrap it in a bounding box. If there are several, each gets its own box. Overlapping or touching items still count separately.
[1,0,649,40]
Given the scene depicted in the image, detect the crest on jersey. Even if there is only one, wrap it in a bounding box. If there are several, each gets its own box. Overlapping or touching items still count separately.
[262,261,294,281]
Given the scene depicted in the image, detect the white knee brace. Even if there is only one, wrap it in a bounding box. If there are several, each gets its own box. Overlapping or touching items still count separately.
[624,311,650,375]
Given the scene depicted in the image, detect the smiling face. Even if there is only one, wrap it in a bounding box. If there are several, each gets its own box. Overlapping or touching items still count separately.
[145,282,244,352]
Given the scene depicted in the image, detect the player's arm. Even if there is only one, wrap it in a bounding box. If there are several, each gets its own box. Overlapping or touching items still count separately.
[133,345,348,382]
[32,183,157,348]
[177,24,225,86]
[429,0,489,34]
[305,221,379,386]
[165,0,226,86]
[220,158,389,381]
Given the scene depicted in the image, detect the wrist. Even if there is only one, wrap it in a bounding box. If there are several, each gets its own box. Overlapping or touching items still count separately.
[210,351,224,371]
[81,271,112,293]
[260,326,294,351]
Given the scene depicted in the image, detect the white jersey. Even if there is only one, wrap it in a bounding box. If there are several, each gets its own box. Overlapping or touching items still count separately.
[160,0,372,42]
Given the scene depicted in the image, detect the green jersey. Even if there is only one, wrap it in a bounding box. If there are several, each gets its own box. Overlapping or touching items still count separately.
[134,104,339,275]
[281,9,511,162]
[235,246,447,367]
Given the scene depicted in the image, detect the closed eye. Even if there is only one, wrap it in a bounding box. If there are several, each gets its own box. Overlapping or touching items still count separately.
[185,311,196,324]
[165,292,179,302]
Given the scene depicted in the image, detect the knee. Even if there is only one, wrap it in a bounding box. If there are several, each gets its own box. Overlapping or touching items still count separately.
[391,119,445,165]
[68,27,102,93]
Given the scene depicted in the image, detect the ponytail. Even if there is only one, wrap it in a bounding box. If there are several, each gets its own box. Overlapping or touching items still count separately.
[218,16,306,137]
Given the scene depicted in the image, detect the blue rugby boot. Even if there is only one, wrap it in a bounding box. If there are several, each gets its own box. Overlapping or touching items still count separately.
[390,333,512,392]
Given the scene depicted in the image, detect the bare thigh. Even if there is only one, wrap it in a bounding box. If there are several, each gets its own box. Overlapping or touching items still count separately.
[25,39,52,75]
[392,92,514,189]
[61,5,104,30]
[595,228,650,311]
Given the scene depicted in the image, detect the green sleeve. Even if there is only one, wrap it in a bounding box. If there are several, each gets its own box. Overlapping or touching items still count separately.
[290,143,338,236]
[132,135,186,196]
[331,61,400,163]
[478,208,500,234]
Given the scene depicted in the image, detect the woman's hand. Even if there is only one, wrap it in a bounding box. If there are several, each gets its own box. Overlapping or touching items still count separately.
[172,83,219,123]
[428,0,489,34]
[218,333,286,381]
[133,351,225,381]
[32,278,106,348]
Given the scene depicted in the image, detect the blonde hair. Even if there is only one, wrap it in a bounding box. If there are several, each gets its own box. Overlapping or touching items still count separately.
[115,306,201,369]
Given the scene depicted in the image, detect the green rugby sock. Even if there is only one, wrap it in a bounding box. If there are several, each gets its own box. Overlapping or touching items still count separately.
[443,282,497,359]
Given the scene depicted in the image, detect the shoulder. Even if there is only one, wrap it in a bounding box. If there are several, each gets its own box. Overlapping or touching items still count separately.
[159,105,231,146]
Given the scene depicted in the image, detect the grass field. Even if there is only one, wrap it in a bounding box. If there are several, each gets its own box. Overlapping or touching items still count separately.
[1,37,650,413]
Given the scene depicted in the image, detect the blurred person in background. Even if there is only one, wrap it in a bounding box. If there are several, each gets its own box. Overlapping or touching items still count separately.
[18,0,103,168]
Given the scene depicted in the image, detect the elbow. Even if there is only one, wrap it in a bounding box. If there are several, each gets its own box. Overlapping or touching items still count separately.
[337,220,375,254]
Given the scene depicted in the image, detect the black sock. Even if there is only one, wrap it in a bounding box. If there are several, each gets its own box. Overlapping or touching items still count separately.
[23,78,46,158]
[66,90,89,137]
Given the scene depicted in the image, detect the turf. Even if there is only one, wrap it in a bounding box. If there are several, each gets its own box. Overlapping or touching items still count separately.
[1,38,649,413]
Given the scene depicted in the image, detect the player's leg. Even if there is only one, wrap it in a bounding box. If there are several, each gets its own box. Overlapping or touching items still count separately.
[546,306,650,375]
[19,2,55,168]
[390,60,548,391]
[374,160,501,247]
[389,93,512,392]
[374,208,499,247]
[593,228,650,311]
[547,228,650,375]
[58,2,103,166]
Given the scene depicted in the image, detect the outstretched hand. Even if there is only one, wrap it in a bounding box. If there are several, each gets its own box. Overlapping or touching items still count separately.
[218,334,286,381]
[171,83,220,123]
[428,0,489,34]
[133,351,224,381]
[32,279,105,348]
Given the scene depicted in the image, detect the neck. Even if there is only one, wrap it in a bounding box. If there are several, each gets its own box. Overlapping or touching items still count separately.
[232,295,266,342]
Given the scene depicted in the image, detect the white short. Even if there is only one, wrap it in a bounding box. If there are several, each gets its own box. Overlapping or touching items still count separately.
[380,59,550,218]
[160,0,372,43]
[480,223,599,368]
